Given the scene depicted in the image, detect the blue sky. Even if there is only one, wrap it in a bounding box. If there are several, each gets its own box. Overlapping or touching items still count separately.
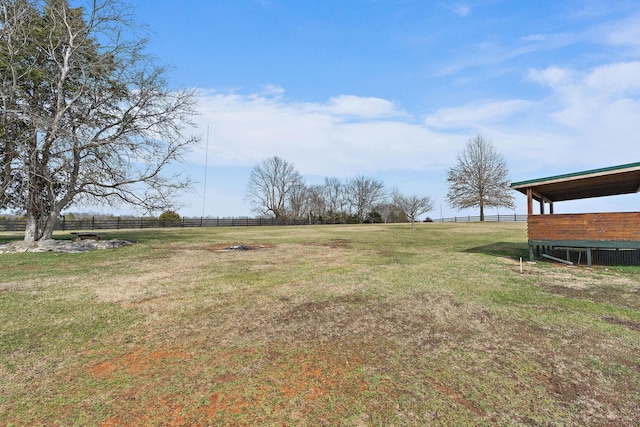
[124,0,640,218]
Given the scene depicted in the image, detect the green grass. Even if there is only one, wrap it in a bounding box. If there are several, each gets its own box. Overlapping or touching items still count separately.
[1,222,639,426]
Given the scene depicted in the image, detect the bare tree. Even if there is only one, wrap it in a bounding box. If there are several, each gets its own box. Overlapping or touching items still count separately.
[375,202,408,224]
[322,176,344,221]
[246,156,303,219]
[306,184,326,221]
[1,0,198,241]
[446,135,515,221]
[287,181,308,219]
[392,191,434,229]
[345,176,386,223]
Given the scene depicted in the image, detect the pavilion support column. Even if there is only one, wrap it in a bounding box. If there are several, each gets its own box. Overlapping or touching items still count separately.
[549,202,554,214]
[526,188,534,261]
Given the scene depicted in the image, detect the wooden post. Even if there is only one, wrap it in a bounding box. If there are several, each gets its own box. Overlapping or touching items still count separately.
[526,188,533,216]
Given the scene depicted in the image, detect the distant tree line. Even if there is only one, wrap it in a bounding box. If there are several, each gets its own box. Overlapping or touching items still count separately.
[246,136,515,225]
[246,156,434,225]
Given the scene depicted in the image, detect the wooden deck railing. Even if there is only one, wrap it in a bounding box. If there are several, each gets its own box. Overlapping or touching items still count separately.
[528,212,640,242]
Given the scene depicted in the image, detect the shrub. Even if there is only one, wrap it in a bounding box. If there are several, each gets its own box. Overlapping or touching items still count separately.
[159,210,181,227]
[364,211,383,223]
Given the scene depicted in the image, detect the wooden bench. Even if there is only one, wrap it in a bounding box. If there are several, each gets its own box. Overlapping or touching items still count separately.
[70,232,101,241]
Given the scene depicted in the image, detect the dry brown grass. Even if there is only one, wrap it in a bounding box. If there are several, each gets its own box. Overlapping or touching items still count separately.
[1,223,639,425]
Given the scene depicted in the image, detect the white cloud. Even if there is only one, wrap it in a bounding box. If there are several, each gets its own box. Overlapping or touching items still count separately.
[453,4,471,17]
[527,67,575,88]
[424,100,533,129]
[436,31,578,76]
[520,34,547,42]
[181,60,640,216]
[323,95,406,119]
[519,61,640,168]
[592,13,640,52]
[256,84,285,97]
[190,92,458,177]
[583,62,640,95]
[530,62,640,133]
[191,64,640,183]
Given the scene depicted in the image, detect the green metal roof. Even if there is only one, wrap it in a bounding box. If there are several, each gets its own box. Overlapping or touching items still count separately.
[511,162,640,202]
[511,162,640,187]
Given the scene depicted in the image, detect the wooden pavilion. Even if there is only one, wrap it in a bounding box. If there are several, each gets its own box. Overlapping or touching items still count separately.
[510,162,640,266]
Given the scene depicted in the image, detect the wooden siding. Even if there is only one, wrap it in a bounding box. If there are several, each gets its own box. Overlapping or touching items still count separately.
[528,212,640,242]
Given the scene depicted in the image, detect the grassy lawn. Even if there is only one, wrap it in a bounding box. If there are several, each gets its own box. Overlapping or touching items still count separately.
[1,222,639,426]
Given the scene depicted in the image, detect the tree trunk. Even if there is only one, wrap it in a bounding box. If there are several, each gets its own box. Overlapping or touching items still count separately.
[41,211,58,241]
[480,203,485,222]
[24,213,40,242]
[23,209,57,242]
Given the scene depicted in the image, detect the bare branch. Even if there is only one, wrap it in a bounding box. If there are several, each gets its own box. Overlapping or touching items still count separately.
[392,190,434,229]
[246,156,304,219]
[446,135,515,221]
[344,176,386,223]
[0,0,199,240]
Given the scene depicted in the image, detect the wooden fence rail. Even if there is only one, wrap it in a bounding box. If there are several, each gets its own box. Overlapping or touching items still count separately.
[439,214,527,223]
[0,217,312,231]
[0,213,527,232]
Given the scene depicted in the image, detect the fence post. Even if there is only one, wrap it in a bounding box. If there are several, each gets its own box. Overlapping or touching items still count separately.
[92,216,95,230]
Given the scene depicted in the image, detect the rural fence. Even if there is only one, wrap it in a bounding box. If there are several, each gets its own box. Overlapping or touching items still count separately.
[438,214,527,223]
[0,217,311,232]
[0,213,527,232]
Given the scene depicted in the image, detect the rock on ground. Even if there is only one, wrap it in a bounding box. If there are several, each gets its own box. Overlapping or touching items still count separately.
[0,239,136,254]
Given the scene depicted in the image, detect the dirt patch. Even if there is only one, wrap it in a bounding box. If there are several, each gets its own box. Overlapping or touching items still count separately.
[304,239,352,249]
[208,243,273,252]
[424,376,485,417]
[86,343,373,426]
[541,284,640,311]
[602,316,640,331]
[533,369,582,402]
[327,238,351,249]
[88,349,192,378]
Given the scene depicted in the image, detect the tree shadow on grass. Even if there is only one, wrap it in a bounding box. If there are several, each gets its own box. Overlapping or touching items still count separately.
[0,233,24,244]
[463,242,529,259]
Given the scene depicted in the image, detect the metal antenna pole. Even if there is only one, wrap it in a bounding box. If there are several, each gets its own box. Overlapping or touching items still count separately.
[202,125,210,218]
